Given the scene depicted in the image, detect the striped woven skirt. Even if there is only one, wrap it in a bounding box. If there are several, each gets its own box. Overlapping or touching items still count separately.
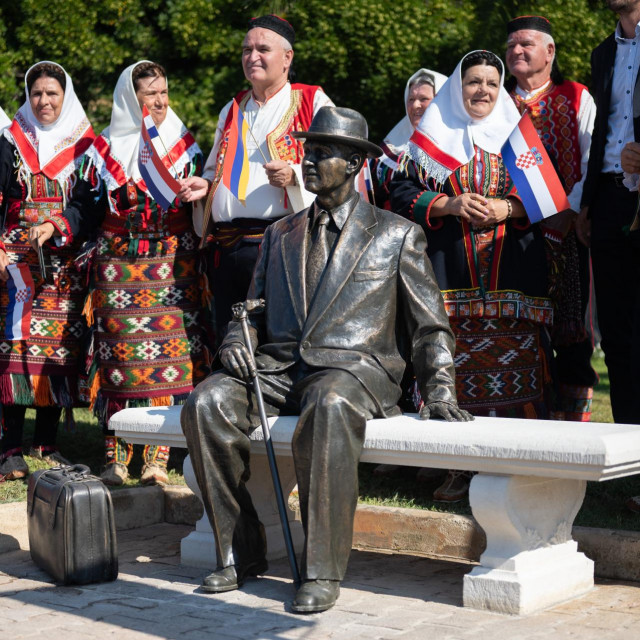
[88,226,210,426]
[0,225,88,408]
[451,317,551,418]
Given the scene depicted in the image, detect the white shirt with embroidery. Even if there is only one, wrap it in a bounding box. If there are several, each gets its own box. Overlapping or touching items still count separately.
[194,83,333,233]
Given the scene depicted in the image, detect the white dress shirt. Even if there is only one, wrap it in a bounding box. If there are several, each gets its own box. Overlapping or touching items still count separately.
[604,20,640,174]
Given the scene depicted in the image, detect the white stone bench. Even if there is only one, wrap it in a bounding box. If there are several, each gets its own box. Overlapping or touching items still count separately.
[110,406,640,615]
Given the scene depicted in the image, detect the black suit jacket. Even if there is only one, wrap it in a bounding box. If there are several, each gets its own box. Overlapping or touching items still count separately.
[222,196,458,416]
[582,32,640,207]
[582,34,616,208]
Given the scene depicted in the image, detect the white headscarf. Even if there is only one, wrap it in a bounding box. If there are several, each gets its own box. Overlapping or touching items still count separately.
[379,68,447,171]
[84,60,200,198]
[3,61,93,188]
[408,51,521,184]
[0,107,10,131]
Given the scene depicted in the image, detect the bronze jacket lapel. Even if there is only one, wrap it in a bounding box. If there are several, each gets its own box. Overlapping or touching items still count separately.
[281,209,310,330]
[304,200,378,336]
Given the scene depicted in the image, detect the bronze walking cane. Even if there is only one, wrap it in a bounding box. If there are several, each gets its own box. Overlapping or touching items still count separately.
[231,299,302,587]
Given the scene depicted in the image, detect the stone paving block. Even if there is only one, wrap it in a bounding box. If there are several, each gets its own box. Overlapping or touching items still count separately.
[351,622,409,637]
[395,624,492,640]
[0,596,30,610]
[180,629,245,640]
[577,609,637,630]
[4,612,66,637]
[100,613,208,637]
[0,602,58,623]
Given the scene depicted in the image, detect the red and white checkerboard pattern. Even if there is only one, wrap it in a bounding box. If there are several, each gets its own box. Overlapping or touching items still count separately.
[15,288,32,303]
[140,141,152,164]
[515,150,537,170]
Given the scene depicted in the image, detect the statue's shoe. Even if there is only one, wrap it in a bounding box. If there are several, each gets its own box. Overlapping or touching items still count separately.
[201,559,268,593]
[291,579,340,613]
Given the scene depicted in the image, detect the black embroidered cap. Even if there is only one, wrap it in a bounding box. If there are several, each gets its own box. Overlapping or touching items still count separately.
[248,14,295,46]
[507,15,553,37]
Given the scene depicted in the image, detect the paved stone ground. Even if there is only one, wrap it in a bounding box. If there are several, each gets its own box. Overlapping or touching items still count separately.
[1,523,639,640]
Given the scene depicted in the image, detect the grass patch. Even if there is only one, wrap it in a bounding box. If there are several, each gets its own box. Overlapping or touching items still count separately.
[1,407,186,504]
[2,353,638,533]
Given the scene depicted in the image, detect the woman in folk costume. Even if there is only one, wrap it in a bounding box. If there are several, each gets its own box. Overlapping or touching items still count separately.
[390,51,553,501]
[373,68,447,209]
[30,61,210,486]
[0,62,95,481]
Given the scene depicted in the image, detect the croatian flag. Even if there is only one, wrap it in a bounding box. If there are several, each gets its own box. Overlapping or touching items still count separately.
[501,113,570,223]
[138,105,181,211]
[5,263,34,340]
[222,98,250,205]
[356,159,373,203]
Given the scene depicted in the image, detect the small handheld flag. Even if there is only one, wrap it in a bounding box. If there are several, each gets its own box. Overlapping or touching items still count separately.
[501,113,570,223]
[5,263,35,340]
[138,105,181,211]
[222,99,250,205]
[356,159,374,204]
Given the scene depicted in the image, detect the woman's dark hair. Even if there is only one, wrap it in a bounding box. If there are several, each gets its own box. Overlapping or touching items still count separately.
[26,62,66,95]
[461,51,502,78]
[132,62,167,91]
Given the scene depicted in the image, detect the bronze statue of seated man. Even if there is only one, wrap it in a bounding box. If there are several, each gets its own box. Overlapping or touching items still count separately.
[181,106,472,614]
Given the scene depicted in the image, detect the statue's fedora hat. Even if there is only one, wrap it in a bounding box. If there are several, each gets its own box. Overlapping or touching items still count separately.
[292,107,383,158]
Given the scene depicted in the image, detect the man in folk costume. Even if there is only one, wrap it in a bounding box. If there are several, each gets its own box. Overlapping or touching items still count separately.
[0,62,94,480]
[506,15,597,423]
[179,15,333,343]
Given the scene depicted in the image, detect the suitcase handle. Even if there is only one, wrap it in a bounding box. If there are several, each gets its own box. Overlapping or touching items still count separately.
[29,464,94,527]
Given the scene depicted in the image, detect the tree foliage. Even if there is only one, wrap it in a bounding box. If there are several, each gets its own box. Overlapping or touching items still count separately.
[0,0,617,148]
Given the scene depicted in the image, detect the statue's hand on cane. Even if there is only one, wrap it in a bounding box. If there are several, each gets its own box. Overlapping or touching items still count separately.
[220,343,256,382]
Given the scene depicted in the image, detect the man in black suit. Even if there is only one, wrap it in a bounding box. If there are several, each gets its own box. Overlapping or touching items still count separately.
[578,0,640,425]
[182,107,471,613]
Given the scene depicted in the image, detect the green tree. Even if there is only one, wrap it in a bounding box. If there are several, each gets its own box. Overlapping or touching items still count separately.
[0,0,621,148]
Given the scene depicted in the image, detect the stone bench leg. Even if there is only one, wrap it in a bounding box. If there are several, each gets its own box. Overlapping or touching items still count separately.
[180,453,304,569]
[463,473,594,615]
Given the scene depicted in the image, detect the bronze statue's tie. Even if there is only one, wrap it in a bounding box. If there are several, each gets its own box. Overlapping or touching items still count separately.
[306,211,331,309]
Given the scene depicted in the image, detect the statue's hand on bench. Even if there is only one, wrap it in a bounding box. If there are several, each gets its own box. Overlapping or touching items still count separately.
[420,401,473,422]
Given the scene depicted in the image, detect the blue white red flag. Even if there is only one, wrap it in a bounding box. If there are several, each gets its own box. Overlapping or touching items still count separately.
[138,105,181,211]
[501,113,570,223]
[356,159,373,203]
[5,263,34,340]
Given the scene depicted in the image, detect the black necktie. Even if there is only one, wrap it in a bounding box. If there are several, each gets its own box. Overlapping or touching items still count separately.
[306,210,331,309]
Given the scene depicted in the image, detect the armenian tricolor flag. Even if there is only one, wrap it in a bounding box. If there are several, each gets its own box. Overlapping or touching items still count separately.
[501,113,570,223]
[5,263,34,340]
[222,98,250,205]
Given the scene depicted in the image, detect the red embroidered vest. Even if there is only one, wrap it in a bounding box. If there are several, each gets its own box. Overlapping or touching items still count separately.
[511,81,587,194]
[213,83,322,179]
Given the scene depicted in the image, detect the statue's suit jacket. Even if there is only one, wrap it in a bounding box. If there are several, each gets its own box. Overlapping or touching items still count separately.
[223,195,458,416]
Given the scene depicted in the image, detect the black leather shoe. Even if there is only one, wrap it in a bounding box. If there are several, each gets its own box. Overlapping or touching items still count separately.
[201,559,268,593]
[291,579,340,613]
